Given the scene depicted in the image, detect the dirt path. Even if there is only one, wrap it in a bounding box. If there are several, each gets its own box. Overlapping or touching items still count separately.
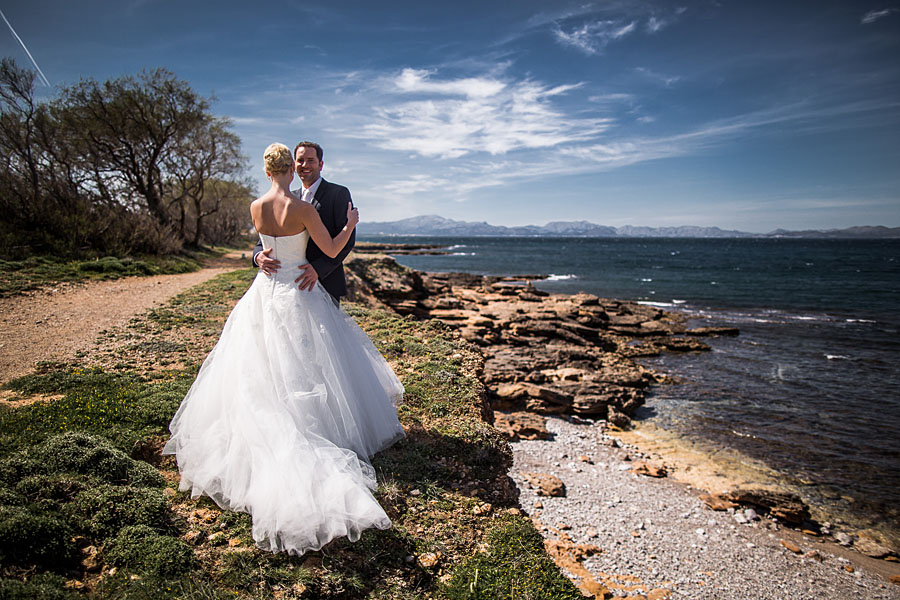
[0,253,248,387]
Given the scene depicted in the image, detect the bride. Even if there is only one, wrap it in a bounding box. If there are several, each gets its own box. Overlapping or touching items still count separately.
[164,143,405,555]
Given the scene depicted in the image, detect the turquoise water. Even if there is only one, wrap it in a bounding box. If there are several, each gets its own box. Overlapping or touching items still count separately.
[362,236,900,537]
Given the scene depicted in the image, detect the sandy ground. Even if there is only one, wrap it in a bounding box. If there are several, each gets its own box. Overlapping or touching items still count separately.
[0,254,247,388]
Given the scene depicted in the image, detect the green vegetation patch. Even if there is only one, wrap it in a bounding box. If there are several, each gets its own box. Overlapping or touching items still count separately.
[103,524,197,578]
[442,516,585,599]
[0,367,194,453]
[0,254,200,298]
[0,573,82,600]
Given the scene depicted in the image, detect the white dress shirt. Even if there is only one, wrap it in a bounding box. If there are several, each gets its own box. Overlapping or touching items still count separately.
[298,177,322,207]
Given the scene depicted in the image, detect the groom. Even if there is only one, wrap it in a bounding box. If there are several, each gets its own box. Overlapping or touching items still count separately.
[252,141,356,302]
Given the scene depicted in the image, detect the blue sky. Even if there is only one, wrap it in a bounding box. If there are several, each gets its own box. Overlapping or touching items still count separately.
[2,0,899,232]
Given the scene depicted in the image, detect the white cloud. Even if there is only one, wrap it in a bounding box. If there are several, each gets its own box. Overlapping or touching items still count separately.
[358,70,610,159]
[646,16,666,33]
[553,19,639,55]
[393,68,506,98]
[635,66,681,87]
[861,8,897,24]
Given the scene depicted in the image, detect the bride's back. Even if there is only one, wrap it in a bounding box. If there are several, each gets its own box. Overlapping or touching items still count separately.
[251,190,308,237]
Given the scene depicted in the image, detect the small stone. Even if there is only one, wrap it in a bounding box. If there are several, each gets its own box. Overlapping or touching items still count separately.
[744,508,759,521]
[417,552,441,568]
[80,545,100,572]
[410,489,421,496]
[505,507,522,516]
[522,473,566,497]
[558,523,572,530]
[804,550,824,561]
[586,527,599,538]
[228,538,243,547]
[578,455,593,464]
[843,565,855,573]
[733,513,749,524]
[631,462,667,478]
[834,532,854,546]
[472,502,492,515]
[534,501,544,509]
[695,528,705,536]
[780,539,802,554]
[889,575,900,585]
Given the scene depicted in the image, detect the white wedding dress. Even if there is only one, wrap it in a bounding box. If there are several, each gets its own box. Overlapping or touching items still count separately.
[164,231,405,555]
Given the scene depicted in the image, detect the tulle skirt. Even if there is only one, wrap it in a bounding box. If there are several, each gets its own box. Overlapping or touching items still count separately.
[163,272,405,555]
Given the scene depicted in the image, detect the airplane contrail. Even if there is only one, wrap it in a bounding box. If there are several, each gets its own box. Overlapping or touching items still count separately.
[0,8,51,87]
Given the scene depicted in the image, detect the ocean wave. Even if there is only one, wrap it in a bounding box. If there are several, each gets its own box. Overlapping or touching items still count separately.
[640,278,653,282]
[846,318,877,324]
[451,252,476,256]
[448,244,467,250]
[826,354,852,360]
[546,273,577,281]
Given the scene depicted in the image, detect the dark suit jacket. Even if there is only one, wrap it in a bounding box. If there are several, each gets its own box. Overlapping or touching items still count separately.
[252,179,356,300]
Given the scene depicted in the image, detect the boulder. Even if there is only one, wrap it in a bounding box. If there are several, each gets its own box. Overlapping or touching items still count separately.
[700,493,738,511]
[853,532,895,558]
[607,409,632,430]
[724,489,811,525]
[493,412,550,441]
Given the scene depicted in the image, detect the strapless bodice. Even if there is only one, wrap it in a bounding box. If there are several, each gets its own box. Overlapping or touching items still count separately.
[259,232,309,278]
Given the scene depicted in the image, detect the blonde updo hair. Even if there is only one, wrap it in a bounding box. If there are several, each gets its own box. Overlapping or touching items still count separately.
[263,143,294,175]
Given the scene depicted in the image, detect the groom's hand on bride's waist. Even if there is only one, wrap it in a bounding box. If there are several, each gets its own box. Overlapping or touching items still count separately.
[256,248,281,276]
[295,263,319,292]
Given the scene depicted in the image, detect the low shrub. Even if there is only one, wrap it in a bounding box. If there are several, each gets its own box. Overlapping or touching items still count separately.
[104,524,197,578]
[15,474,86,512]
[0,505,78,568]
[441,516,584,600]
[0,431,164,488]
[0,574,81,600]
[66,484,170,538]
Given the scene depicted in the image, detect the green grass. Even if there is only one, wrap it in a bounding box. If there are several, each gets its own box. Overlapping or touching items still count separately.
[0,265,583,599]
[0,254,201,297]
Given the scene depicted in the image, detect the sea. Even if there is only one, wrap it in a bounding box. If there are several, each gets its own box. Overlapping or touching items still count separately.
[359,235,900,542]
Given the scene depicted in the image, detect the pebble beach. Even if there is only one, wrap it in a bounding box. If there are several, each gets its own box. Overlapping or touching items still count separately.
[511,415,900,599]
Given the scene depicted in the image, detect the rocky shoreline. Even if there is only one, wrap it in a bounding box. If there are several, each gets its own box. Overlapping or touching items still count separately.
[343,252,900,596]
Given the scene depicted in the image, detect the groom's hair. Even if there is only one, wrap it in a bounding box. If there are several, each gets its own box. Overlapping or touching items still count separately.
[294,141,323,162]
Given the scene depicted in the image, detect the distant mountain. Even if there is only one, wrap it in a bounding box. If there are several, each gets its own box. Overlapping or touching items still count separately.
[615,225,753,238]
[767,226,900,239]
[357,216,900,239]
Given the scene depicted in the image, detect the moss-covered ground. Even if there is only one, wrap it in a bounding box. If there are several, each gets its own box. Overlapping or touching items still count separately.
[0,267,583,599]
[0,242,253,298]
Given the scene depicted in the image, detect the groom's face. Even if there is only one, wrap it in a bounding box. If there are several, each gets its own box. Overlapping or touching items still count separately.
[295,147,323,188]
